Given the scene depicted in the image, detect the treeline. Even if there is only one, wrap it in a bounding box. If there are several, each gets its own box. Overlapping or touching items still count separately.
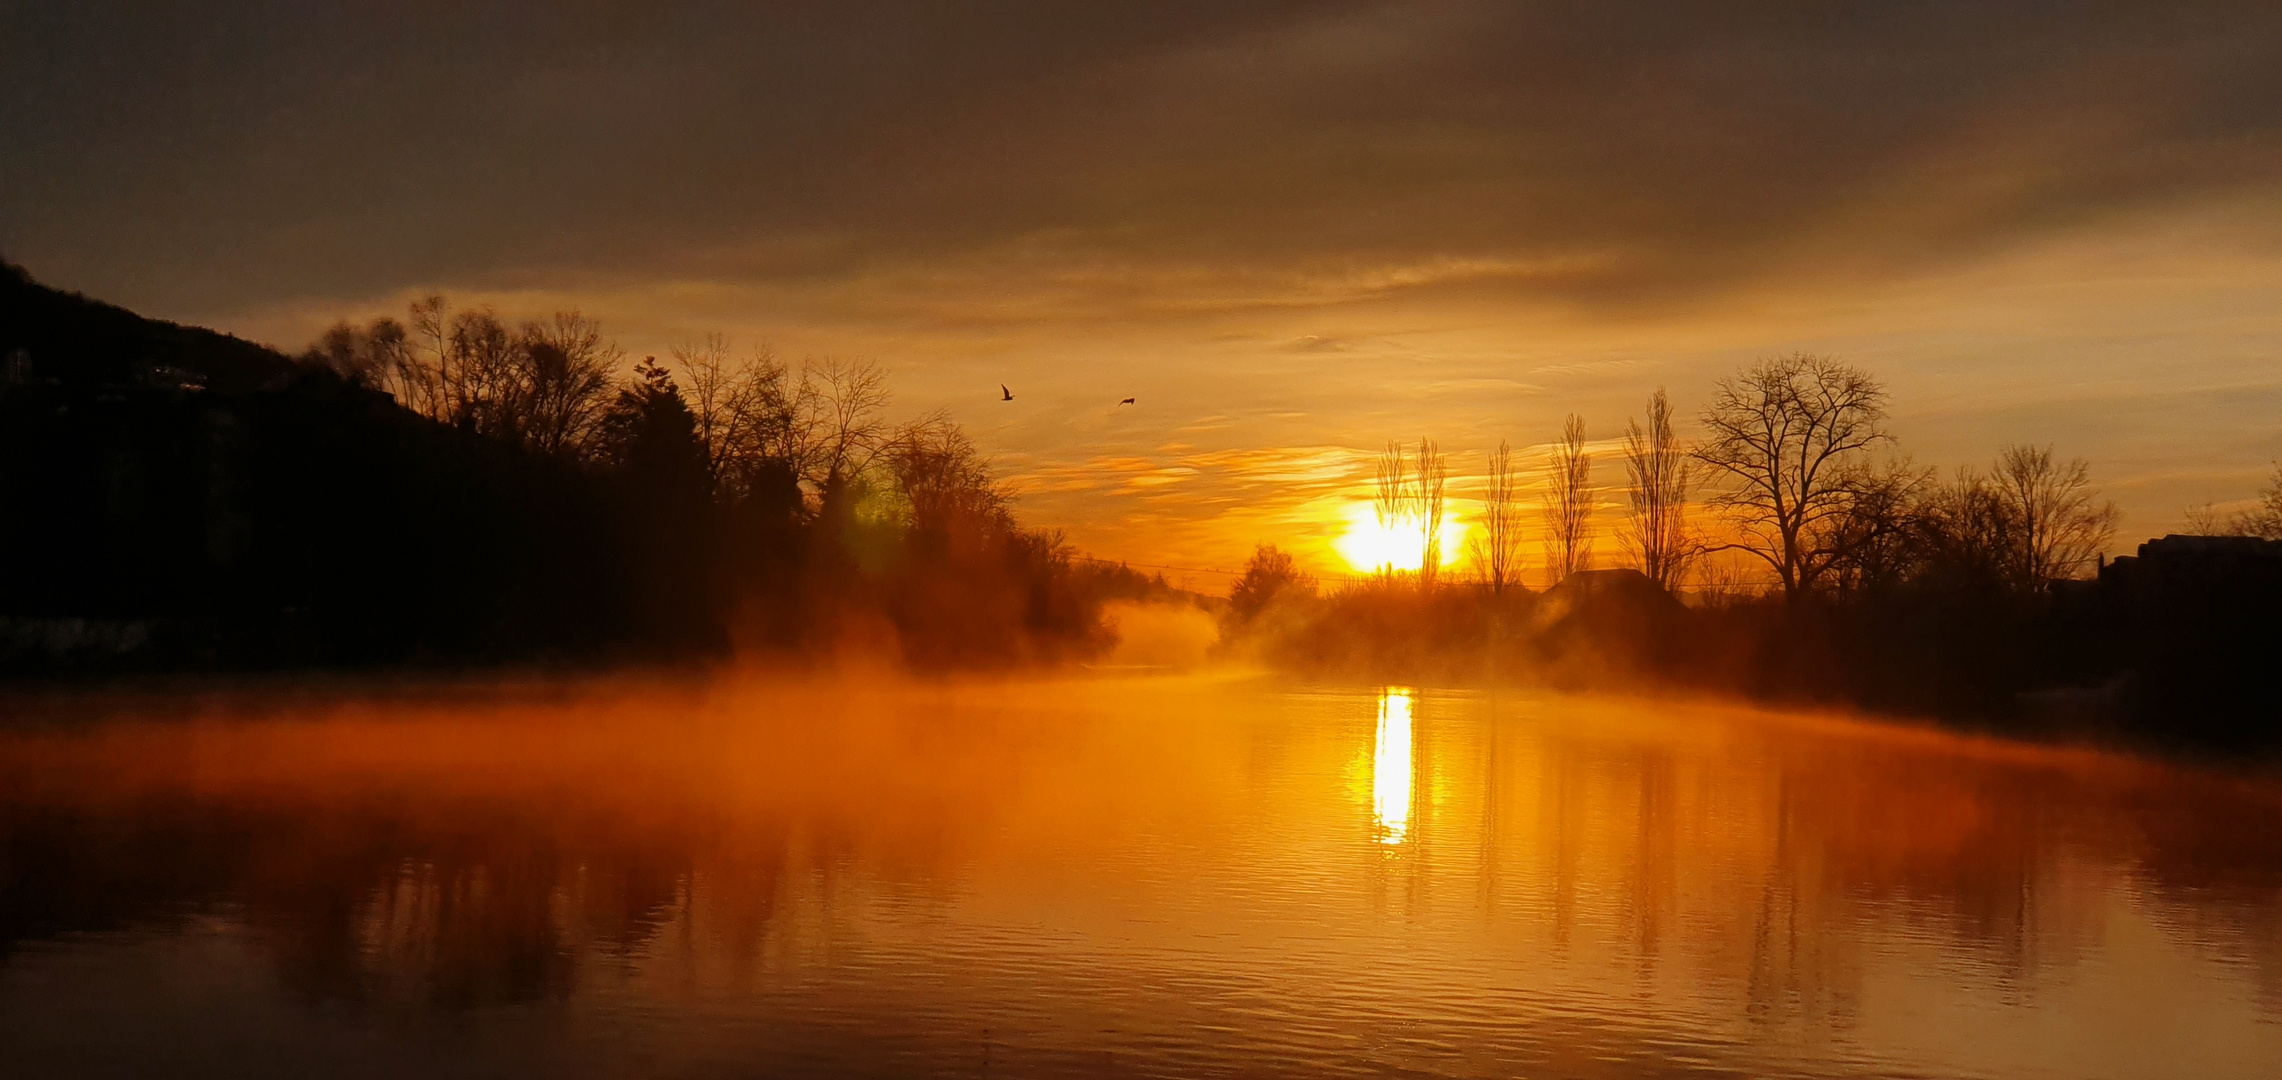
[1223,354,2282,744]
[2189,465,2282,540]
[0,263,1158,671]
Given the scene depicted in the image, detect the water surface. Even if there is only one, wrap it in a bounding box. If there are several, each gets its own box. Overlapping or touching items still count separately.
[2,676,2279,1078]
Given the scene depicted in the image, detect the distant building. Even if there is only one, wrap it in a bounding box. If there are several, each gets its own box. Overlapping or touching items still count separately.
[2099,534,2282,603]
[2094,535,2282,740]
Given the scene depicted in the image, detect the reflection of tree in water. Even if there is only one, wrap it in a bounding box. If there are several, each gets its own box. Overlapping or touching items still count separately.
[0,793,250,950]
[0,794,828,1008]
[1469,714,2282,1030]
[5,690,2282,1053]
[0,679,1034,1017]
[2120,777,2282,1013]
[1626,748,1677,974]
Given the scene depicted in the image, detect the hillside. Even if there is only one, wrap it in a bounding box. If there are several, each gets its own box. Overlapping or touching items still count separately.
[0,262,626,669]
[1,262,305,394]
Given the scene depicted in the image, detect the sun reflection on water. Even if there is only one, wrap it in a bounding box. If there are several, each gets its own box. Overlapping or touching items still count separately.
[1373,687,1414,844]
[4,680,2282,1076]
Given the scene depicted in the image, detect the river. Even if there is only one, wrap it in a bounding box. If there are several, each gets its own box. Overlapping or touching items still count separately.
[2,675,2277,1077]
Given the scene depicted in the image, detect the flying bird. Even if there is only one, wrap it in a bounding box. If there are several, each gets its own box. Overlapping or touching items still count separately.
[1119,397,1135,406]
[1000,384,1013,401]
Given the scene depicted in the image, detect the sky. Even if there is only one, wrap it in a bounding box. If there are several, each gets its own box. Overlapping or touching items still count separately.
[6,2,2281,586]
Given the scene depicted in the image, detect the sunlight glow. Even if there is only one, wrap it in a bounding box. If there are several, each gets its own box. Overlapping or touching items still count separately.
[1373,687,1415,845]
[1333,503,1468,574]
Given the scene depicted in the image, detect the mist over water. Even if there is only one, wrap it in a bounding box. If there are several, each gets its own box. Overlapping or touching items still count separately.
[3,675,2279,1078]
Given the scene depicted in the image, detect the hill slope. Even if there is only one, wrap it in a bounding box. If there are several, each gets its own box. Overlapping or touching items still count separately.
[0,262,628,669]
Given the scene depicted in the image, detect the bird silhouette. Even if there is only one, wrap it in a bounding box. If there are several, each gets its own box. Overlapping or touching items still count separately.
[1119,397,1135,406]
[1001,384,1013,401]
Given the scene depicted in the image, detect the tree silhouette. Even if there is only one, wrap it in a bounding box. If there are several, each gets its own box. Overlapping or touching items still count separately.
[598,357,710,492]
[1414,438,1446,589]
[1470,440,1523,595]
[1991,444,2118,584]
[1227,544,1315,626]
[1374,440,1409,580]
[889,415,1008,545]
[2243,465,2282,539]
[306,300,615,460]
[1621,390,1692,591]
[2215,464,2282,539]
[517,312,618,458]
[799,358,892,507]
[1543,414,1592,585]
[1694,355,1913,601]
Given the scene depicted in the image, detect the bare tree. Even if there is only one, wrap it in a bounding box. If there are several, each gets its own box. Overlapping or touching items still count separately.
[2185,501,2230,535]
[519,312,618,458]
[1692,554,1759,608]
[675,333,790,500]
[725,346,801,504]
[2184,464,2282,540]
[1414,438,1446,589]
[306,299,444,421]
[886,412,1007,543]
[2241,465,2282,539]
[1621,389,1692,591]
[674,346,886,515]
[1818,455,1932,593]
[304,321,388,389]
[684,342,801,507]
[445,309,523,438]
[797,357,893,513]
[1694,354,1904,600]
[671,342,906,518]
[304,297,615,461]
[402,295,451,420]
[674,333,737,484]
[1469,439,1522,595]
[1542,414,1592,585]
[1374,440,1410,579]
[1908,468,2021,592]
[1991,445,2118,583]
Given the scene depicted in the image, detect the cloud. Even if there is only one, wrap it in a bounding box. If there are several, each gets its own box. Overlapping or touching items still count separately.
[6,2,2279,321]
[7,2,2282,572]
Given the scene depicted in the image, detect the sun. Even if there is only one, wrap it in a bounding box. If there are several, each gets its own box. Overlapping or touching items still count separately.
[1332,502,1468,574]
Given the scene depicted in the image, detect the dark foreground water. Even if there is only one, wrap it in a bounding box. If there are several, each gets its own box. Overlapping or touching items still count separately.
[2,675,2279,1078]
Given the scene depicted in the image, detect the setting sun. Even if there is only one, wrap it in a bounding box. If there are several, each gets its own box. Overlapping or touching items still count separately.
[1331,502,1469,574]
